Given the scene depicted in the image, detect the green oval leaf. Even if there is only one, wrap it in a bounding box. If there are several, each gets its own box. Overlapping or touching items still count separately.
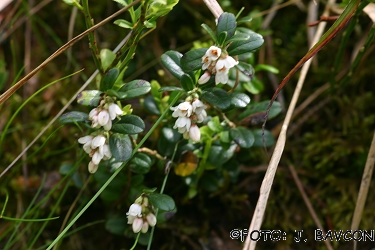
[158,86,185,92]
[148,193,175,211]
[230,92,250,108]
[119,79,151,99]
[100,49,116,71]
[208,143,237,166]
[201,23,217,43]
[217,12,237,41]
[77,90,103,106]
[180,48,207,72]
[254,64,279,74]
[227,31,264,56]
[161,50,184,80]
[180,73,194,91]
[239,100,282,121]
[109,133,133,162]
[201,87,230,109]
[111,115,145,134]
[58,111,89,124]
[143,95,160,115]
[229,127,254,148]
[252,129,275,147]
[101,68,119,91]
[130,153,152,174]
[114,19,133,29]
[162,127,181,143]
[226,33,250,43]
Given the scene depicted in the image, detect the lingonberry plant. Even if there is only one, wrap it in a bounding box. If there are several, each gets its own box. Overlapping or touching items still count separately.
[56,4,282,247]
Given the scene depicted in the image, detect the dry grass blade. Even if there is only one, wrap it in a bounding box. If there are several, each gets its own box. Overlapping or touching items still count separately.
[202,0,223,19]
[351,130,375,250]
[0,0,140,105]
[288,165,334,250]
[243,0,336,249]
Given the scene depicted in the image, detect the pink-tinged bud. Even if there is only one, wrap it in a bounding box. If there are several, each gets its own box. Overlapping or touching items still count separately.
[141,221,149,233]
[88,161,98,174]
[198,71,211,84]
[132,217,143,233]
[98,110,110,126]
[189,124,201,142]
[146,213,157,227]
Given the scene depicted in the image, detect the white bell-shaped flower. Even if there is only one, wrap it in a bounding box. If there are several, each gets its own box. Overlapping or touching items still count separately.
[202,46,221,70]
[215,56,238,85]
[91,135,106,149]
[170,102,193,118]
[173,117,191,133]
[127,203,142,217]
[98,110,110,126]
[108,103,123,120]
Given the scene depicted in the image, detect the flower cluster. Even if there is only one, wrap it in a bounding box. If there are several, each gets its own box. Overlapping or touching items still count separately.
[89,101,123,131]
[170,98,207,142]
[78,134,111,173]
[126,196,157,234]
[198,45,238,85]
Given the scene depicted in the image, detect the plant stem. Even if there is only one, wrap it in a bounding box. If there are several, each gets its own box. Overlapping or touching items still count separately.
[130,232,141,250]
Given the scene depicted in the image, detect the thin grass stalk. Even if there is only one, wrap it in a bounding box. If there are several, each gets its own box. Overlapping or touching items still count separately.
[288,165,333,250]
[351,130,375,250]
[243,0,336,249]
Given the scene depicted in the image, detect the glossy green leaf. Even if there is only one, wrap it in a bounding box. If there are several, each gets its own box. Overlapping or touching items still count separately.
[101,68,119,91]
[238,15,253,23]
[148,193,175,211]
[114,19,133,29]
[58,111,89,124]
[217,12,237,41]
[161,50,184,80]
[151,80,162,101]
[208,143,237,166]
[201,23,217,43]
[239,100,282,121]
[105,215,127,235]
[111,115,145,134]
[143,95,160,115]
[229,127,254,148]
[100,49,116,71]
[158,86,185,92]
[227,31,264,56]
[162,127,181,143]
[217,31,227,46]
[226,33,250,43]
[109,133,132,162]
[147,0,178,18]
[243,77,264,94]
[236,61,255,80]
[201,87,230,109]
[180,74,194,91]
[130,153,151,174]
[252,129,275,147]
[118,79,151,99]
[180,48,207,72]
[77,90,103,106]
[254,64,279,74]
[230,92,250,108]
[207,116,222,133]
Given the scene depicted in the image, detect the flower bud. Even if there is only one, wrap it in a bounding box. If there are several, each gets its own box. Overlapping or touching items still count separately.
[146,213,157,227]
[88,161,98,174]
[189,124,201,142]
[132,217,143,233]
[141,221,149,233]
[198,71,211,84]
